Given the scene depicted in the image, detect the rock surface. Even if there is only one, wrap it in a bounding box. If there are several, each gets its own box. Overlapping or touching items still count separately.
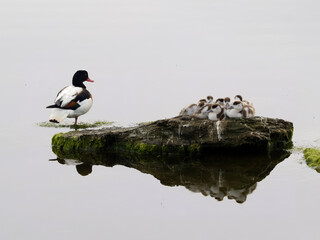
[51,116,293,156]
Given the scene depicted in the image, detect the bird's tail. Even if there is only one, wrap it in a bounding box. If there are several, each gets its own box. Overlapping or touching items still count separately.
[49,108,70,123]
[46,104,58,108]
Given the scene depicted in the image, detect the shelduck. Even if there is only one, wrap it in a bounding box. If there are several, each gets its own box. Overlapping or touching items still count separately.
[46,70,94,125]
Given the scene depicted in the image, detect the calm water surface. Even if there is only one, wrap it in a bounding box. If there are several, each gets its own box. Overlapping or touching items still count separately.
[1,1,320,239]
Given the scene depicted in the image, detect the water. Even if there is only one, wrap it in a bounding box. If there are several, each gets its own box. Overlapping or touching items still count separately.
[1,0,320,239]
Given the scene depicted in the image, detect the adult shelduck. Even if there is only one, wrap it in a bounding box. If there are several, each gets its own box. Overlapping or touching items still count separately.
[46,70,94,125]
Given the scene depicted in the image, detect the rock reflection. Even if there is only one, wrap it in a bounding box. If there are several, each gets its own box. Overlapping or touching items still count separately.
[51,149,290,203]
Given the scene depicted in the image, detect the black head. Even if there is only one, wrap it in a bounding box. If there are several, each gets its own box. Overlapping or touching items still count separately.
[224,97,230,103]
[72,70,94,88]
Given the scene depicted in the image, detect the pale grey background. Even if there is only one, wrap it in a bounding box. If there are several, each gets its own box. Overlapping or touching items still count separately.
[1,1,320,239]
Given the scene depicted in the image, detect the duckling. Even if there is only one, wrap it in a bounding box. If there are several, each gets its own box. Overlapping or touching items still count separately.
[208,104,226,121]
[226,101,244,118]
[227,101,256,118]
[179,99,207,116]
[224,97,231,109]
[194,104,212,119]
[215,98,225,106]
[243,105,255,118]
[234,95,253,107]
[207,95,214,104]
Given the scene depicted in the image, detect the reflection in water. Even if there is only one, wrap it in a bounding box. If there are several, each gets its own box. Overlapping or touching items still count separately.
[50,158,93,176]
[51,149,290,203]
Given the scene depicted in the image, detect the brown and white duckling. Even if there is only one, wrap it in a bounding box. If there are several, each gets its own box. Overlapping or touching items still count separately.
[215,98,224,106]
[227,101,255,118]
[234,95,255,117]
[226,101,244,118]
[179,99,207,116]
[224,97,231,109]
[243,105,255,118]
[234,95,253,106]
[208,104,226,121]
[207,95,214,104]
[194,103,212,119]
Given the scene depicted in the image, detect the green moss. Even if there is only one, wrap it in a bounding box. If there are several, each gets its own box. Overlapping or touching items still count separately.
[52,129,205,157]
[51,132,106,153]
[303,148,320,172]
[51,133,65,148]
[132,142,161,154]
[38,121,114,129]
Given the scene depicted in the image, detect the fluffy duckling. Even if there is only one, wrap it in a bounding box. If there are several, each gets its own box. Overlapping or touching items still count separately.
[224,97,231,109]
[208,104,226,121]
[234,95,255,117]
[215,98,224,106]
[194,104,212,119]
[207,95,214,104]
[234,95,253,107]
[227,101,255,118]
[226,101,244,118]
[179,99,207,116]
[243,105,255,118]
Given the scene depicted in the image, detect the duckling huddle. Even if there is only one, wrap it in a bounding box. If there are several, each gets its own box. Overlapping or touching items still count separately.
[179,95,255,120]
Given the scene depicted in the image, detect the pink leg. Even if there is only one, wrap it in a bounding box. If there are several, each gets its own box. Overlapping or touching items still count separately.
[74,117,78,125]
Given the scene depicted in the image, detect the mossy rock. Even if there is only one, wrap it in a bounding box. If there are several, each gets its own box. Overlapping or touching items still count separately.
[51,116,293,157]
[303,148,320,173]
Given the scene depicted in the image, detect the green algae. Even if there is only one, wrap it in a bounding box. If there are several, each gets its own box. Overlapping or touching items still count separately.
[52,133,106,152]
[303,148,320,173]
[38,121,114,129]
[131,142,161,154]
[52,132,202,157]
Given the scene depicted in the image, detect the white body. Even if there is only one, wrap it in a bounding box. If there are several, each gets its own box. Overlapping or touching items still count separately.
[208,106,225,121]
[226,109,243,118]
[243,105,255,118]
[227,102,244,118]
[179,104,198,116]
[194,104,211,119]
[67,98,93,118]
[49,86,93,123]
[227,101,255,118]
[208,112,219,120]
[55,86,83,107]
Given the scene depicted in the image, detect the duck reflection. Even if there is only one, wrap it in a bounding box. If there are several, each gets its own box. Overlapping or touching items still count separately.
[50,149,290,203]
[50,158,92,176]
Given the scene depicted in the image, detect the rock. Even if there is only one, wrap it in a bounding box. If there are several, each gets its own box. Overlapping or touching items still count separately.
[51,116,293,156]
